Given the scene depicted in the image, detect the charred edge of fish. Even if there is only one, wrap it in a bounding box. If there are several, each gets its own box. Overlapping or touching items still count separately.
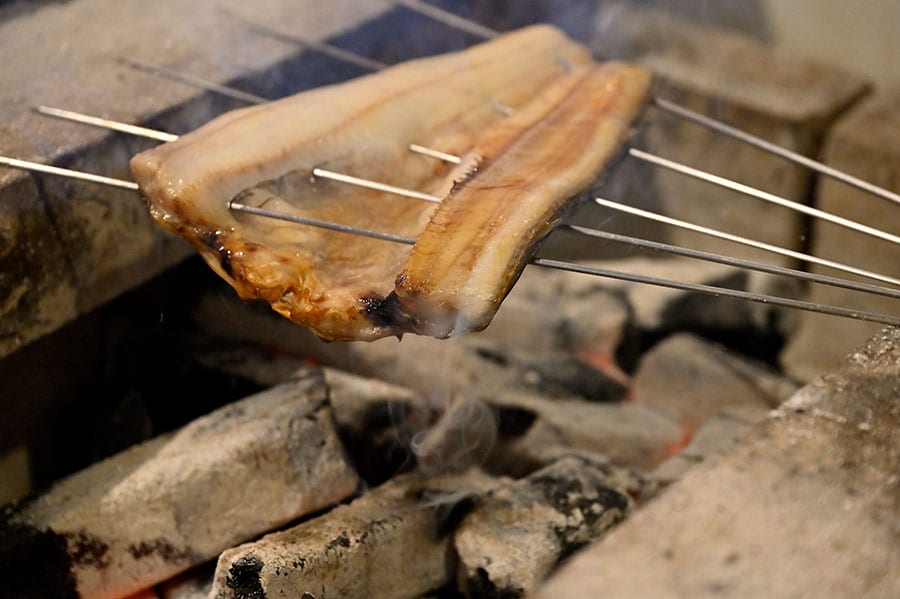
[360,292,410,330]
[198,230,234,277]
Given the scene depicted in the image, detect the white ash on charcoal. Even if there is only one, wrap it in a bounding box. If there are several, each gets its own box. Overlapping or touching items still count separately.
[311,335,682,474]
[210,470,498,599]
[413,396,499,476]
[191,343,441,486]
[649,405,771,488]
[484,392,683,474]
[633,333,797,433]
[534,326,900,599]
[455,455,633,598]
[192,279,741,475]
[157,564,215,599]
[476,265,630,358]
[325,368,440,485]
[781,88,900,381]
[0,371,358,599]
[591,6,869,266]
[564,258,801,369]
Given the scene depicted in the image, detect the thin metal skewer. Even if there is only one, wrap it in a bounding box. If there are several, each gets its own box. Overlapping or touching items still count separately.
[377,4,900,209]
[532,257,899,326]
[229,201,415,244]
[2,155,895,326]
[561,224,900,300]
[33,105,452,200]
[392,0,499,40]
[117,57,270,106]
[221,8,389,72]
[30,105,900,294]
[595,196,900,288]
[408,143,462,164]
[629,148,900,247]
[653,97,900,207]
[35,106,180,142]
[0,156,140,191]
[311,167,441,202]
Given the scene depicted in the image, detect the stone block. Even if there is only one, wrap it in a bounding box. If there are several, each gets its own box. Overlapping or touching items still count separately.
[0,371,358,599]
[591,7,869,265]
[210,471,498,599]
[534,327,900,599]
[781,89,900,381]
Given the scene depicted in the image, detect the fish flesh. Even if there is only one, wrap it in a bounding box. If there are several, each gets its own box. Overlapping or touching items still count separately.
[130,25,651,341]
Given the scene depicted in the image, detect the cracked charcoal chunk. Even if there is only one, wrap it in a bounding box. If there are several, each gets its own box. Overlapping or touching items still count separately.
[131,25,650,341]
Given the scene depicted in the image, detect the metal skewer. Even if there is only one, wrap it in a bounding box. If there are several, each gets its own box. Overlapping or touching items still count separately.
[629,148,900,246]
[34,105,449,200]
[561,224,900,300]
[2,154,897,327]
[408,143,462,164]
[116,57,270,105]
[652,98,900,207]
[311,167,441,203]
[35,106,180,142]
[388,1,900,208]
[21,9,900,329]
[392,0,499,40]
[0,156,140,191]
[220,8,389,72]
[31,105,900,294]
[594,197,900,288]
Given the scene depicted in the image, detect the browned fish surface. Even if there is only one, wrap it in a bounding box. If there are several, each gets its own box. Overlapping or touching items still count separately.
[130,25,651,341]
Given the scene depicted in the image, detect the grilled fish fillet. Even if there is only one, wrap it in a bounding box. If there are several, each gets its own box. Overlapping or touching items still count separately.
[130,25,651,341]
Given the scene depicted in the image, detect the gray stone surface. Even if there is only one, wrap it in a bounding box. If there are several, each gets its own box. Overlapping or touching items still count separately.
[0,371,358,599]
[211,470,498,599]
[781,89,900,381]
[0,0,389,360]
[534,327,900,599]
[455,456,631,598]
[591,7,870,265]
[633,333,796,432]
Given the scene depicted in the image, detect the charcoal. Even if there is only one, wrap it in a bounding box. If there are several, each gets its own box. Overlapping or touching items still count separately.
[0,371,358,599]
[486,393,683,473]
[649,405,770,487]
[455,456,632,598]
[210,471,498,599]
[633,333,797,432]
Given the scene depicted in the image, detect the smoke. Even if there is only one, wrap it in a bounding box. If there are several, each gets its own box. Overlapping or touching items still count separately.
[411,393,498,476]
